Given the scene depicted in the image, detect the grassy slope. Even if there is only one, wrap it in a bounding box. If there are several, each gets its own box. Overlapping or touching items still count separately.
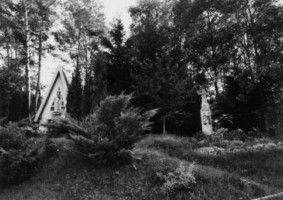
[1,134,283,200]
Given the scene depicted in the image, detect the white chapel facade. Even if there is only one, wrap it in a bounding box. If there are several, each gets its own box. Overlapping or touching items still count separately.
[34,66,69,124]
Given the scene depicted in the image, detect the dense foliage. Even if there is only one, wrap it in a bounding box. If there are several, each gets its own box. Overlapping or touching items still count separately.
[48,94,158,164]
[0,0,282,136]
[67,65,83,119]
[172,0,283,133]
[0,123,43,188]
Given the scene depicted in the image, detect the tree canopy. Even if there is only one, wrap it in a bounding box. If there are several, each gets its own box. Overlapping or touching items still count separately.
[0,0,282,136]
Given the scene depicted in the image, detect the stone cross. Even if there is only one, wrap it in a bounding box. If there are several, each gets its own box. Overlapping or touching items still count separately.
[198,89,213,135]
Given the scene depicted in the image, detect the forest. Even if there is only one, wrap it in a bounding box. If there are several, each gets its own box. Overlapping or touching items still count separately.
[0,0,282,136]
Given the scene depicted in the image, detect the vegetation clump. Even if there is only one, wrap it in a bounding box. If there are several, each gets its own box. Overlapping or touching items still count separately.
[47,94,158,165]
[0,123,43,188]
[157,162,196,197]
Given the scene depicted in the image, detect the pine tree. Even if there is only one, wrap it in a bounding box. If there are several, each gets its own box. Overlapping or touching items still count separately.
[101,19,133,95]
[82,73,93,116]
[67,65,83,119]
[127,0,200,135]
[91,53,107,109]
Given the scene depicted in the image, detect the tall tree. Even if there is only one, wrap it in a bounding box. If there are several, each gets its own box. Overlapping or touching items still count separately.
[91,52,107,109]
[54,0,105,116]
[173,0,283,132]
[33,0,56,114]
[0,66,25,121]
[0,0,56,120]
[101,19,133,95]
[58,0,105,76]
[67,65,83,119]
[174,0,238,97]
[128,0,200,135]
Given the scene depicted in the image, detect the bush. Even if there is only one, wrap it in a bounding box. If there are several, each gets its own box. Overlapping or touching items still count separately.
[195,128,250,142]
[0,124,26,150]
[156,162,196,197]
[47,94,158,165]
[215,128,263,142]
[0,123,42,188]
[223,128,248,141]
[193,131,208,141]
[0,150,37,187]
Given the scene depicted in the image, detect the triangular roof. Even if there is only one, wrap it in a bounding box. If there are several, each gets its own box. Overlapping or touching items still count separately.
[34,66,69,122]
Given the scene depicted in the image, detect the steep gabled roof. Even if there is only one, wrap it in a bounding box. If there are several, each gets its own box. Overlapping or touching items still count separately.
[34,66,69,122]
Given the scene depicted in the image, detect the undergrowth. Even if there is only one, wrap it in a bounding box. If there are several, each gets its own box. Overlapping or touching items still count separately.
[1,115,283,199]
[144,134,283,193]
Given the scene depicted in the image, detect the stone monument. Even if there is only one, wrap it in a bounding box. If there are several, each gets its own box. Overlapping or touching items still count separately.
[198,89,213,135]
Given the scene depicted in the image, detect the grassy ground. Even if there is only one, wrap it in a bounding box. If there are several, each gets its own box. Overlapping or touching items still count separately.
[1,134,283,200]
[146,135,283,190]
[136,135,283,199]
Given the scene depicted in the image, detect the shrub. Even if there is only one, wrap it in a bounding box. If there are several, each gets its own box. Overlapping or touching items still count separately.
[156,162,196,197]
[0,150,37,187]
[193,131,208,141]
[47,94,158,165]
[212,128,265,142]
[0,123,42,188]
[46,118,90,139]
[199,128,250,142]
[223,128,248,141]
[0,124,26,150]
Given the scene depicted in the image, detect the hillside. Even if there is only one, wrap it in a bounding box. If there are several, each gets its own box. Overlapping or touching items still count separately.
[1,134,283,200]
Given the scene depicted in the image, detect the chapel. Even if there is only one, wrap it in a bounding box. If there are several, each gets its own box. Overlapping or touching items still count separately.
[34,66,69,124]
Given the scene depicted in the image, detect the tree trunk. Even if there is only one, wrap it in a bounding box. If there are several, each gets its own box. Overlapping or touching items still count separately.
[214,79,219,98]
[5,28,11,68]
[84,28,88,79]
[242,0,256,82]
[6,43,10,68]
[15,44,18,68]
[77,32,81,70]
[24,1,31,121]
[77,50,80,69]
[35,24,42,114]
[245,0,261,76]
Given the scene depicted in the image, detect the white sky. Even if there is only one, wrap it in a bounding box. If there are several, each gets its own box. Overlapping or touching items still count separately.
[102,0,138,33]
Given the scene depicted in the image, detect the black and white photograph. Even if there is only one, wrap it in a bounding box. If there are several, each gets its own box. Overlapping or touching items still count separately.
[0,0,283,199]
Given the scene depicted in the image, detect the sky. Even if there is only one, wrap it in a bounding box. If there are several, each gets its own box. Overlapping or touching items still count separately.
[102,0,138,34]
